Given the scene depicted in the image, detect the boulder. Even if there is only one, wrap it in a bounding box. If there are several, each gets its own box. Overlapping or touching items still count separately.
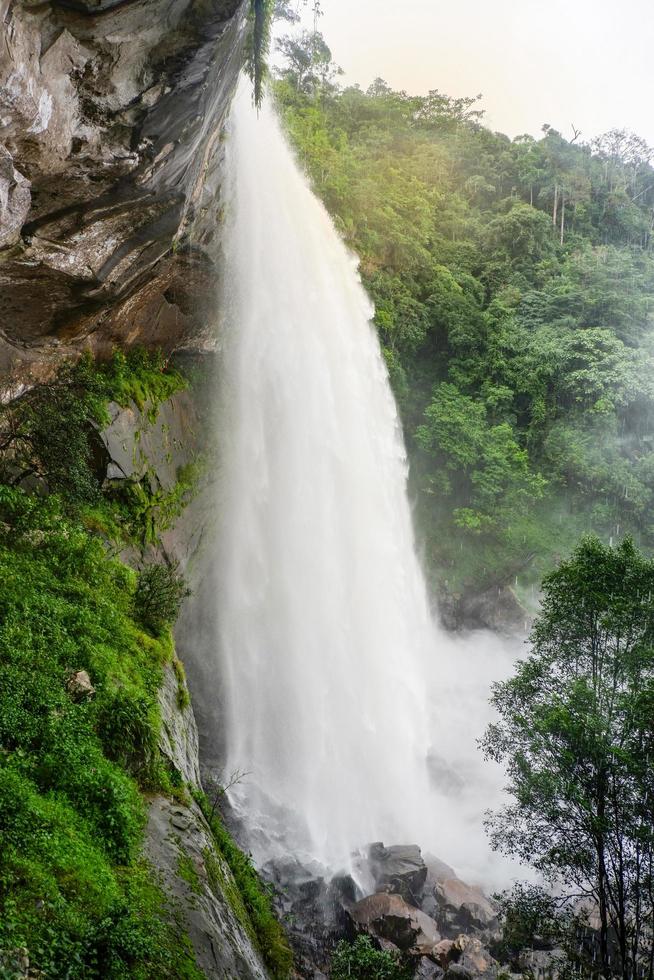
[433,939,461,969]
[433,877,498,935]
[368,842,428,904]
[349,892,441,954]
[415,958,445,979]
[66,670,95,700]
[447,935,499,979]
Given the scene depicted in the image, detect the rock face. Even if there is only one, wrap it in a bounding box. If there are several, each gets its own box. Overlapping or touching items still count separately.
[265,842,503,980]
[98,386,267,978]
[0,0,246,388]
[431,877,498,938]
[145,796,267,979]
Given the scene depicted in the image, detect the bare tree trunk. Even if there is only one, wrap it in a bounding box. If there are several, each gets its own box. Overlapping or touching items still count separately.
[598,851,612,979]
[560,192,565,245]
[553,183,559,227]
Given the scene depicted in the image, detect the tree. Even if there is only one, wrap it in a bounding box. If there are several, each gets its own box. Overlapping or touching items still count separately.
[134,561,190,635]
[482,537,654,979]
[276,29,341,94]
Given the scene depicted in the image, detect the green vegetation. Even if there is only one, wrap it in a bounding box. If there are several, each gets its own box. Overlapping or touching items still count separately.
[0,351,290,977]
[330,935,411,980]
[246,0,274,107]
[135,561,191,636]
[0,487,200,978]
[0,349,185,508]
[482,537,654,978]
[491,883,583,976]
[273,37,654,602]
[192,788,293,978]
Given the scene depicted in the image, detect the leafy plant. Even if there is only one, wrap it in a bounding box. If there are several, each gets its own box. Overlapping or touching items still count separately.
[330,935,411,980]
[135,561,191,635]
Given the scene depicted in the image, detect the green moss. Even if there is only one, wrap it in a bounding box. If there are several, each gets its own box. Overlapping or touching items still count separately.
[177,853,203,897]
[0,488,204,977]
[173,658,191,711]
[104,459,203,547]
[100,348,186,419]
[202,847,254,939]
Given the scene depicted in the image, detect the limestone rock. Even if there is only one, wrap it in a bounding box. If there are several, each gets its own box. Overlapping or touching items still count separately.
[433,939,461,969]
[448,935,499,979]
[157,658,201,787]
[415,958,445,979]
[66,669,95,699]
[0,146,31,248]
[0,0,247,386]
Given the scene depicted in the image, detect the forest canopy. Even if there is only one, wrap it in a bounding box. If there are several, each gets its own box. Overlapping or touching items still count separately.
[273,33,654,612]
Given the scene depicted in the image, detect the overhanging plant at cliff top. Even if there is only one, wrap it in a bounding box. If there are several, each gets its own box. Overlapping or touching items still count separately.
[246,0,274,106]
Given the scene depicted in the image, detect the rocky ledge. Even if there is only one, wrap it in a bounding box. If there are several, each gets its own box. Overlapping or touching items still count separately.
[1,0,246,390]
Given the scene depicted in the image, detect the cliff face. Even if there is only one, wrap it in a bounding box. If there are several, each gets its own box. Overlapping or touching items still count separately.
[99,384,269,979]
[0,0,246,389]
[0,3,272,974]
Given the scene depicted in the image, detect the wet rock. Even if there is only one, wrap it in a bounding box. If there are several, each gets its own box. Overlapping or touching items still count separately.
[0,0,246,386]
[448,935,499,979]
[368,842,428,904]
[0,146,31,249]
[517,947,566,977]
[145,795,267,978]
[432,877,498,936]
[259,857,353,977]
[157,658,201,787]
[415,958,445,979]
[445,964,475,980]
[66,669,95,699]
[433,939,461,969]
[349,892,441,954]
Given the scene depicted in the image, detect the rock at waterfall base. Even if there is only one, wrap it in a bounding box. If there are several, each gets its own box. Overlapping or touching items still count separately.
[348,892,441,953]
[368,842,429,904]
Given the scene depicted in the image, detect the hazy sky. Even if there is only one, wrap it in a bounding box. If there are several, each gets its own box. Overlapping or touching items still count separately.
[294,0,654,146]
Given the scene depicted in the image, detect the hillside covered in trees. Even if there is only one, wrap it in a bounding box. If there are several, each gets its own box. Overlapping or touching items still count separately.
[273,35,654,612]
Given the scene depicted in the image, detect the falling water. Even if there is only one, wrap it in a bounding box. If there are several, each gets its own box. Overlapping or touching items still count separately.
[216,78,516,884]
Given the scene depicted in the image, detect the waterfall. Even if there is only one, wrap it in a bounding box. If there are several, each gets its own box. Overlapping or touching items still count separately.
[215,78,515,884]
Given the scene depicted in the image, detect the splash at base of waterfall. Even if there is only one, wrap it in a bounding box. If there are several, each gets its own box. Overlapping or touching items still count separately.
[215,78,518,890]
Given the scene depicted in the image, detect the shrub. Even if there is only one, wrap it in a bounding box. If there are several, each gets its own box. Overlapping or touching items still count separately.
[135,562,191,635]
[330,935,411,980]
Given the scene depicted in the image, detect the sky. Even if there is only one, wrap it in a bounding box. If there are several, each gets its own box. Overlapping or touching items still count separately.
[290,0,654,146]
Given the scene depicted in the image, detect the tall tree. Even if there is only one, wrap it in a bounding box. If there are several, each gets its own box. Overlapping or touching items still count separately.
[482,537,654,979]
